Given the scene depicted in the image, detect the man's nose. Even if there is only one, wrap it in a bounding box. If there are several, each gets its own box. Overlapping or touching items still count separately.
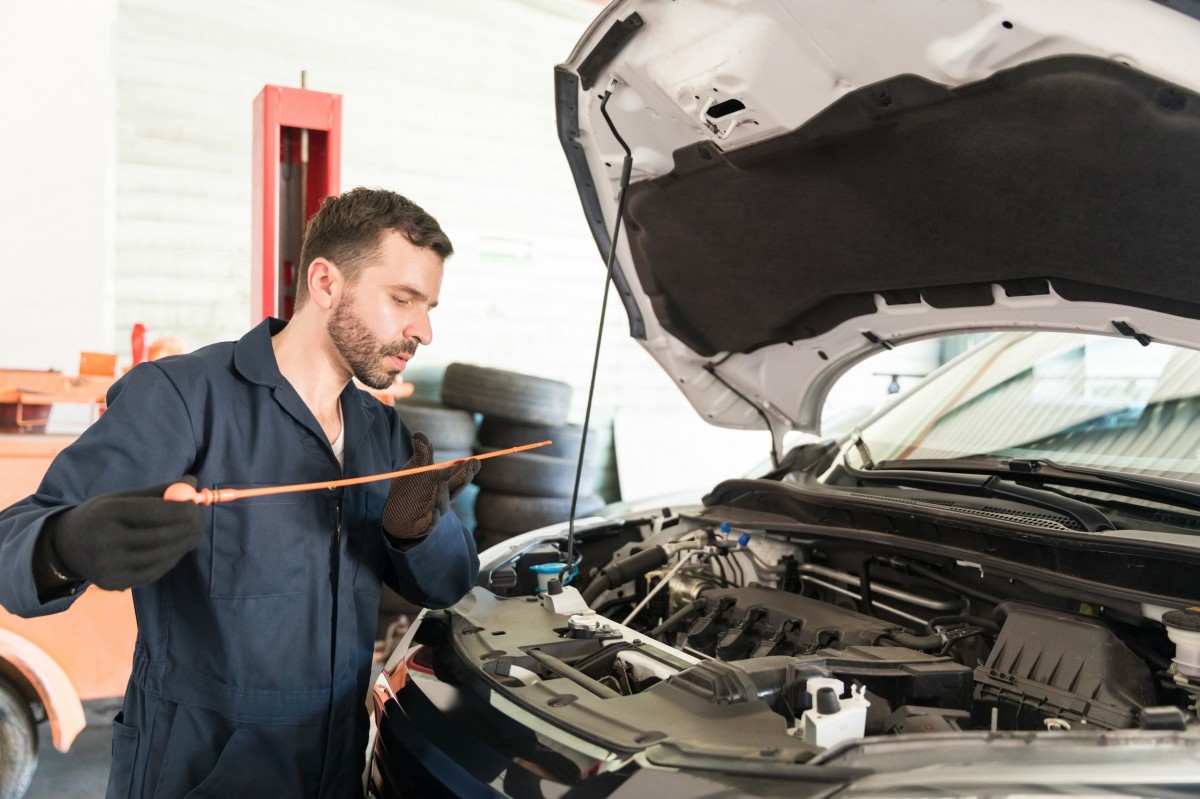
[406,311,432,346]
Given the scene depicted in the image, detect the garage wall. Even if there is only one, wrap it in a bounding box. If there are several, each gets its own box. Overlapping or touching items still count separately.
[113,0,669,416]
[4,0,846,498]
[109,0,780,496]
[0,0,118,373]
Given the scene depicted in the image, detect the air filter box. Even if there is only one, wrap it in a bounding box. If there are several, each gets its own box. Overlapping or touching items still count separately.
[973,602,1155,730]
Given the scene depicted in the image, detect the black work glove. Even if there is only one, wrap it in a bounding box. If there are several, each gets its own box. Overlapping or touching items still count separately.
[38,477,205,591]
[382,432,480,541]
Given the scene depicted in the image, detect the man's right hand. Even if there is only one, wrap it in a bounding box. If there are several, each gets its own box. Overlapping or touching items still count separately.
[38,478,205,592]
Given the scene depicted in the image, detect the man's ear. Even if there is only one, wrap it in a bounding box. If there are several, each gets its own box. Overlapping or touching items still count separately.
[306,258,343,311]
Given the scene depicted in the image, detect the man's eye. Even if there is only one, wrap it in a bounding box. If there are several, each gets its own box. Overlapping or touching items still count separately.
[392,296,409,306]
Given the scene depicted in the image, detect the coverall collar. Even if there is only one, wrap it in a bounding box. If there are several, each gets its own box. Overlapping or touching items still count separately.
[233,318,378,467]
[233,317,291,390]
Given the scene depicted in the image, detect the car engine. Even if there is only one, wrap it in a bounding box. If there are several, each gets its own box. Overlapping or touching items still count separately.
[473,509,1200,751]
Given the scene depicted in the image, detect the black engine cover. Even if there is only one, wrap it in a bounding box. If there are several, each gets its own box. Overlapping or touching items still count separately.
[684,586,902,659]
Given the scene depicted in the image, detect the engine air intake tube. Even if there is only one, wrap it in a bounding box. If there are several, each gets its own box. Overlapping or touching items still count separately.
[581,546,668,604]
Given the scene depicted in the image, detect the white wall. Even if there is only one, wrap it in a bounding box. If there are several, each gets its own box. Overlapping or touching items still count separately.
[0,0,727,497]
[112,0,623,405]
[2,0,846,499]
[110,0,761,498]
[0,0,118,372]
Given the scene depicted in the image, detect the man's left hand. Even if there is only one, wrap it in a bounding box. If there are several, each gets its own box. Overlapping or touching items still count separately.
[382,432,479,540]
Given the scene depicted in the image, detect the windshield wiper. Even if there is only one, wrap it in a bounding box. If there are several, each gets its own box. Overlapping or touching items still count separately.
[874,457,1200,513]
[846,462,1115,532]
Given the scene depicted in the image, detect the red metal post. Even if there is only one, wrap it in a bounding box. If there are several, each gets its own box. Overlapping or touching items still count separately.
[251,85,342,324]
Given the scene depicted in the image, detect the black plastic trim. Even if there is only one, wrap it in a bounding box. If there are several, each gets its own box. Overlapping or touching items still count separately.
[1153,0,1200,22]
[372,688,503,798]
[554,65,646,340]
[699,479,1200,606]
[577,13,644,90]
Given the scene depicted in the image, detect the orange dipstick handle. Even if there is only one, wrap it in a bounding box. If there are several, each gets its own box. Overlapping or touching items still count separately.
[162,440,552,506]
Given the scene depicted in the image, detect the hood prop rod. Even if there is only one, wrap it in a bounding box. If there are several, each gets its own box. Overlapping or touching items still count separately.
[564,82,633,583]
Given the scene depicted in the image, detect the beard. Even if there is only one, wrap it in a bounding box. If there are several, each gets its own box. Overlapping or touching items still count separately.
[327,290,418,390]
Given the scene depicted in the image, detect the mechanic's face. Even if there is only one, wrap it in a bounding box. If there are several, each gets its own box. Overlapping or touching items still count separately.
[328,231,443,390]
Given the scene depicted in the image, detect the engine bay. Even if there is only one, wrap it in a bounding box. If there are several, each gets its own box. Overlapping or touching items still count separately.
[450,507,1200,759]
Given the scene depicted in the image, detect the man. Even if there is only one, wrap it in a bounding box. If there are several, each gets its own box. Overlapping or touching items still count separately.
[0,188,480,797]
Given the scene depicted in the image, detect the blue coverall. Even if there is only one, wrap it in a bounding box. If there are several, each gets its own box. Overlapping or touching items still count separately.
[0,318,479,798]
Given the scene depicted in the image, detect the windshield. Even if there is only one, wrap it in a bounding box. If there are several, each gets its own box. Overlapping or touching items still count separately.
[856,331,1200,484]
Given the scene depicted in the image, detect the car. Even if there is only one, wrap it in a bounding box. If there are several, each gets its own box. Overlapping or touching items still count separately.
[367,1,1200,796]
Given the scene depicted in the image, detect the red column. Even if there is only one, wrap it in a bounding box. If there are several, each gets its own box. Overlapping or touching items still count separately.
[251,85,342,324]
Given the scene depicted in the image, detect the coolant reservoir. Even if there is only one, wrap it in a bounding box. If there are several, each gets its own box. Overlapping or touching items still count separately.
[1163,607,1200,680]
[799,677,870,749]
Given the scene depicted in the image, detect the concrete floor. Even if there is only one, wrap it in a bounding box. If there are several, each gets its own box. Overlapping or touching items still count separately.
[25,698,120,799]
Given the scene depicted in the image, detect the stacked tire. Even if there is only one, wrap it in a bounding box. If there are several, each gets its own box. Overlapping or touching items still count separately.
[440,363,609,551]
[388,398,479,530]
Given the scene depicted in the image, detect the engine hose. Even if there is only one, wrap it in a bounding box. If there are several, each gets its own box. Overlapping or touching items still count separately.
[879,557,1004,607]
[860,557,876,616]
[581,545,668,604]
[885,631,943,651]
[592,596,635,618]
[926,614,1000,633]
[649,598,707,638]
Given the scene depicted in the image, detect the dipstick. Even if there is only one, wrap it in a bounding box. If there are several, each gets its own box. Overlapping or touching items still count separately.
[162,440,551,506]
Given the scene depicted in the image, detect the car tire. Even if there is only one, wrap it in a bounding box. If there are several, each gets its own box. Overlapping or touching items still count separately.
[473,449,595,497]
[0,678,36,799]
[449,481,479,533]
[474,526,513,553]
[475,490,606,534]
[438,448,475,464]
[477,417,608,463]
[440,363,572,426]
[393,400,478,451]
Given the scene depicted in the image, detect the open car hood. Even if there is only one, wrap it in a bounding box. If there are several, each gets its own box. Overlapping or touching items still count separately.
[556,0,1200,447]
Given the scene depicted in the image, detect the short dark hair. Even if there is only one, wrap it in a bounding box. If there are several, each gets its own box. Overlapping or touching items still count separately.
[295,187,454,305]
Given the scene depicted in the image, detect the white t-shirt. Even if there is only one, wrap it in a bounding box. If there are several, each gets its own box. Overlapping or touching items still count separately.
[331,425,345,468]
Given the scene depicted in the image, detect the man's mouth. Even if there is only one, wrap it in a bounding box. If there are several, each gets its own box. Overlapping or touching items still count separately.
[383,340,418,373]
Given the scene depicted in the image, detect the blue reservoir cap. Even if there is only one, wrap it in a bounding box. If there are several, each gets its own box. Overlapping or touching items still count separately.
[719,522,731,534]
[737,532,751,547]
[530,562,565,594]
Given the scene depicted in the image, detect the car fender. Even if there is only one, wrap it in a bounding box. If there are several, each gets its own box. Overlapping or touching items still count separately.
[0,627,86,752]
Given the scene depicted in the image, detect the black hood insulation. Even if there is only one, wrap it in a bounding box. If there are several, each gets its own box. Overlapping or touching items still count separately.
[622,56,1200,356]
